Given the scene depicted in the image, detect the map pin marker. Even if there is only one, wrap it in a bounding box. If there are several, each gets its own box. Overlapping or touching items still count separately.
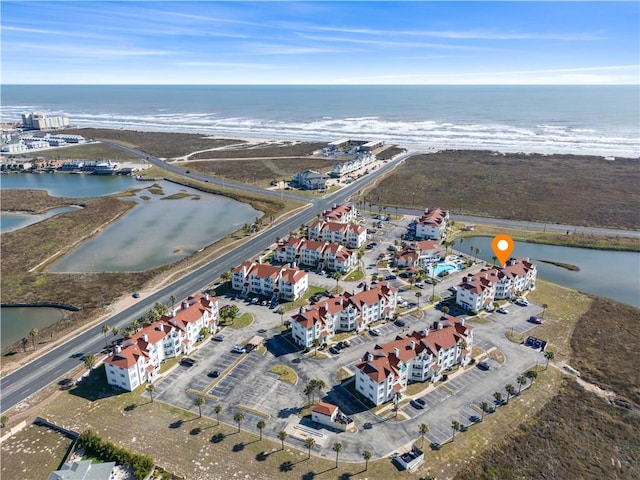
[491,234,514,267]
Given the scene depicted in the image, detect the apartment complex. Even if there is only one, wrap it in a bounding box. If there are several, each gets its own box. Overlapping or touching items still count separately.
[104,294,219,391]
[307,221,367,249]
[273,237,357,272]
[415,208,449,240]
[231,261,308,301]
[321,203,358,223]
[292,169,332,190]
[291,282,398,348]
[456,258,538,312]
[355,315,473,406]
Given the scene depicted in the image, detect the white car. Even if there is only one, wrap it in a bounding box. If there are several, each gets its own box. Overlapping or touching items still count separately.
[232,345,246,354]
[515,299,529,307]
[370,328,381,336]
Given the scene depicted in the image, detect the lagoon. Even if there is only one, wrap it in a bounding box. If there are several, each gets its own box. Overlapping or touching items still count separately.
[1,172,138,197]
[0,306,69,350]
[454,237,640,308]
[1,206,80,233]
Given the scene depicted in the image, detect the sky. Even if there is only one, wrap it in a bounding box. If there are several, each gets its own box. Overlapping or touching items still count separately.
[1,1,639,85]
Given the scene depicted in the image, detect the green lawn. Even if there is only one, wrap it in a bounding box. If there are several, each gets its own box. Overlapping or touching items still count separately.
[278,286,326,311]
[226,313,253,329]
[268,365,298,384]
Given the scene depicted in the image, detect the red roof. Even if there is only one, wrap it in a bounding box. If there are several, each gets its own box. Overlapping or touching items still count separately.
[313,401,338,416]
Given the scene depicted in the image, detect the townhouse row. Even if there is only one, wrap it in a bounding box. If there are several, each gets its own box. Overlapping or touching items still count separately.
[104,294,219,392]
[291,282,398,348]
[355,315,473,406]
[456,258,537,312]
[415,207,449,241]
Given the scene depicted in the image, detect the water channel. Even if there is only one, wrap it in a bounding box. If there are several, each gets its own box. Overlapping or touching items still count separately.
[1,173,262,349]
[454,237,640,308]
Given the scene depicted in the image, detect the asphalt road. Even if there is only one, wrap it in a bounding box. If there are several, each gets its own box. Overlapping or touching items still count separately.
[0,150,415,414]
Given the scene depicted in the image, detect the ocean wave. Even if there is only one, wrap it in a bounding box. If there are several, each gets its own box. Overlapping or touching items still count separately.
[2,107,638,158]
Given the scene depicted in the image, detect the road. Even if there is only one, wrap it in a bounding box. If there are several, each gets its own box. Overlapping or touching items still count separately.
[0,150,414,413]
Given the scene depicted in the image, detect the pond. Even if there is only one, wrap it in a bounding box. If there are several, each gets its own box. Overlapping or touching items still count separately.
[0,306,69,350]
[48,181,261,272]
[1,172,138,197]
[454,237,640,308]
[1,206,80,233]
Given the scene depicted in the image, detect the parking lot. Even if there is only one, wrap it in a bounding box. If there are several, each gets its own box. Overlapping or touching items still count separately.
[150,211,549,461]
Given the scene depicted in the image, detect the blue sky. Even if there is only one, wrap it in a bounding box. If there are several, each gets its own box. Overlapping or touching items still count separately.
[2,1,638,84]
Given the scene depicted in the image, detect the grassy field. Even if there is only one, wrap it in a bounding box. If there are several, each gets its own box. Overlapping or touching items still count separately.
[360,150,640,230]
[188,141,327,159]
[37,142,141,161]
[182,157,333,187]
[55,128,244,159]
[0,422,74,480]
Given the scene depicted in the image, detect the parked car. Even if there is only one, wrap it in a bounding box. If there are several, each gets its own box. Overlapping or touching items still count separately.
[132,292,140,298]
[410,399,424,409]
[207,370,221,378]
[250,297,259,304]
[261,300,268,306]
[370,328,381,336]
[477,361,491,371]
[232,345,247,354]
[529,316,544,324]
[385,274,397,280]
[497,307,509,314]
[515,299,529,307]
[395,319,406,327]
[213,334,225,342]
[329,346,340,355]
[180,357,196,367]
[363,422,373,430]
[415,282,425,289]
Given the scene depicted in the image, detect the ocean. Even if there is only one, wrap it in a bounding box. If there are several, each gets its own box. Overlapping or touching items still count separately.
[1,85,638,158]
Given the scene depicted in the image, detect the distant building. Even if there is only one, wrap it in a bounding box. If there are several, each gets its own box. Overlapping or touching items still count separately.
[292,169,331,190]
[22,112,69,130]
[273,237,357,272]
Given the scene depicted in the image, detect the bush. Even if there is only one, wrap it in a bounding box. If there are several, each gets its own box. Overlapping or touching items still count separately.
[441,374,449,381]
[78,430,153,480]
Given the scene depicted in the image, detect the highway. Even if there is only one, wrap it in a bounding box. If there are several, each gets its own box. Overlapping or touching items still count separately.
[0,150,414,413]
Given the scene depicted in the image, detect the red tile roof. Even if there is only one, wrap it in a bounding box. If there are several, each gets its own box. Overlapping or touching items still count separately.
[313,401,338,416]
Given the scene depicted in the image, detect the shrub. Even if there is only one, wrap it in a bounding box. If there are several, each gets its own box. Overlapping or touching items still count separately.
[78,430,153,480]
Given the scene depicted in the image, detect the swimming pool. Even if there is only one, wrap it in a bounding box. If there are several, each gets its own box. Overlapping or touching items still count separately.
[426,261,462,277]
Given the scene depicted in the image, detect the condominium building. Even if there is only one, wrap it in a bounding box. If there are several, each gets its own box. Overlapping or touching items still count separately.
[456,258,537,312]
[321,203,358,223]
[307,221,367,249]
[231,261,308,301]
[104,293,218,391]
[291,282,397,348]
[396,240,444,268]
[355,315,473,406]
[21,112,69,130]
[415,208,449,240]
[273,237,357,272]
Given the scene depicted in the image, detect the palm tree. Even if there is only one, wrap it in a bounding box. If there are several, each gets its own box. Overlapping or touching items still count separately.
[123,327,133,338]
[526,370,538,385]
[170,294,177,310]
[214,404,223,425]
[451,420,460,442]
[21,337,28,353]
[83,354,96,371]
[415,291,422,307]
[492,255,499,266]
[332,442,343,468]
[146,384,155,403]
[195,397,205,418]
[29,328,38,350]
[131,319,140,332]
[304,437,315,459]
[362,450,372,471]
[393,391,402,417]
[233,411,245,433]
[314,379,326,400]
[419,423,429,448]
[303,383,314,406]
[479,401,489,422]
[0,415,8,428]
[112,326,119,338]
[474,247,481,262]
[332,271,342,291]
[517,374,527,394]
[278,430,288,450]
[221,271,232,291]
[441,306,450,315]
[256,420,266,441]
[505,384,516,404]
[283,319,291,330]
[541,303,548,318]
[101,325,110,347]
[493,391,503,405]
[312,338,320,356]
[545,351,555,370]
[276,307,285,326]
